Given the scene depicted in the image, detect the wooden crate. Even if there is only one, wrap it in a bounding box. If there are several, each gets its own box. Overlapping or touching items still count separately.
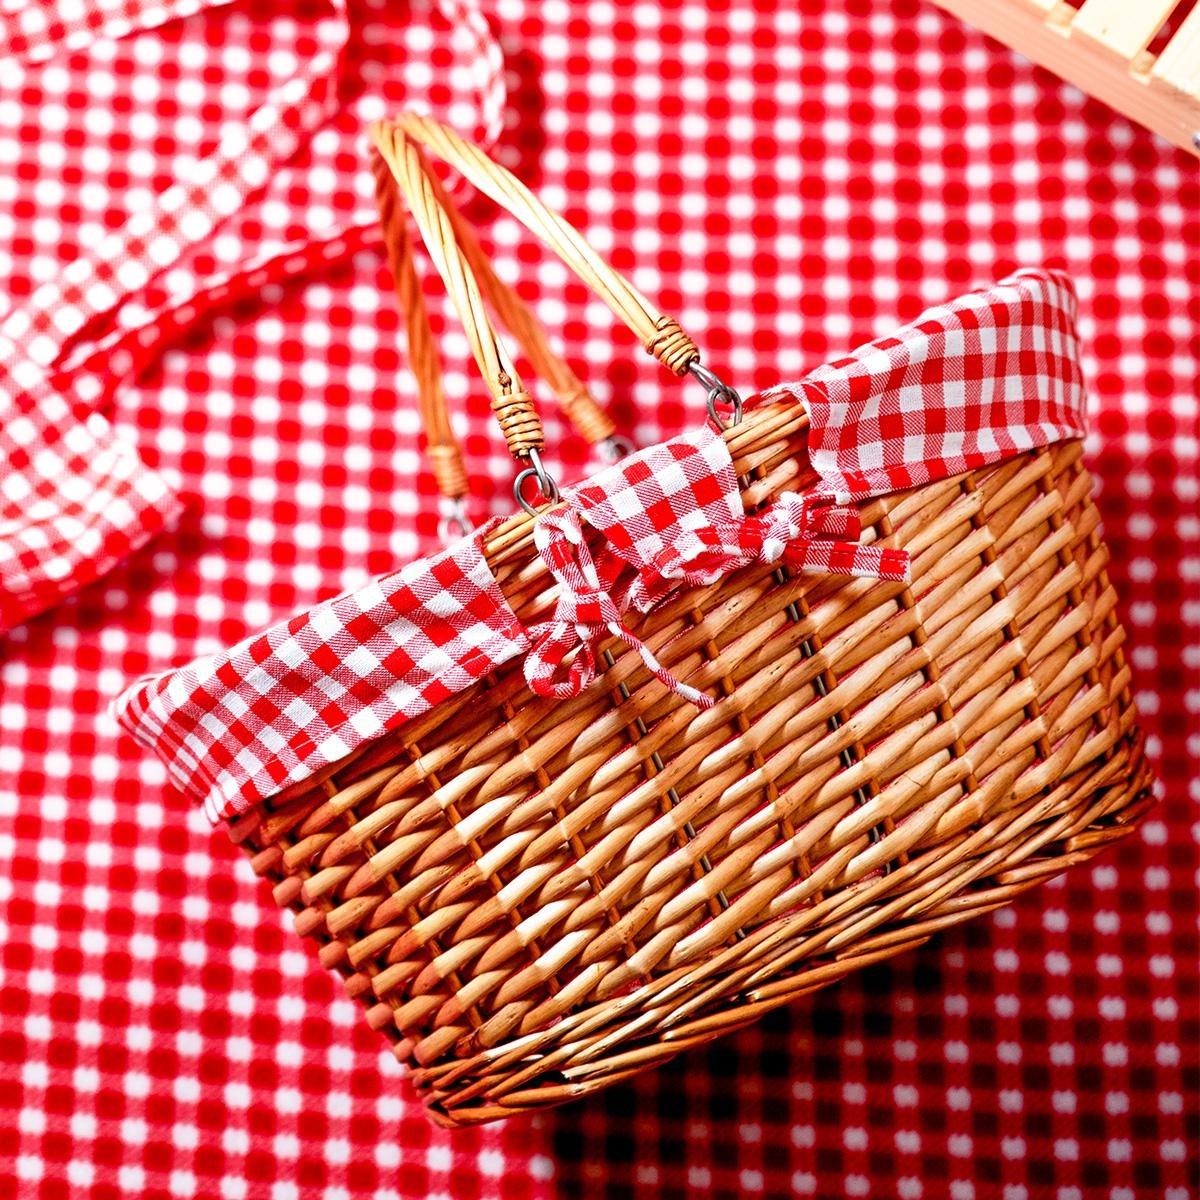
[929,0,1200,156]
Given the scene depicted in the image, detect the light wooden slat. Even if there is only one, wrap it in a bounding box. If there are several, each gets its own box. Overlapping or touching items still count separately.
[1072,0,1180,60]
[1152,3,1200,97]
[929,0,1200,156]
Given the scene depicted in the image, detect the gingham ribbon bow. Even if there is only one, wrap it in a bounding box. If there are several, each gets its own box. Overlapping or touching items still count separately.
[525,487,910,710]
[525,505,713,707]
[630,490,910,614]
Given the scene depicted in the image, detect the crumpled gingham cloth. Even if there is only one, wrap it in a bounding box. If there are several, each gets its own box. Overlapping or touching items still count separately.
[114,268,1088,822]
[0,0,502,637]
[0,356,181,635]
[0,2,1195,1198]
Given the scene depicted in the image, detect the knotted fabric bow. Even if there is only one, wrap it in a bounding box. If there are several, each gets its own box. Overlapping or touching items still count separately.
[629,490,910,613]
[522,266,1087,709]
[524,505,712,706]
[523,474,911,710]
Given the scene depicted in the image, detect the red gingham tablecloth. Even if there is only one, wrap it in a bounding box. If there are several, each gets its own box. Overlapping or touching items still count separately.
[1,1,1197,1197]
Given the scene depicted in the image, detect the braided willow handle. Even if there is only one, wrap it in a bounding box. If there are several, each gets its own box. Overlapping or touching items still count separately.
[375,138,616,498]
[371,114,703,467]
[373,119,543,459]
[420,156,617,448]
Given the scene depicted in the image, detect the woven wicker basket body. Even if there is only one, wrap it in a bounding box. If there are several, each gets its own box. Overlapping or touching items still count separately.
[228,396,1154,1126]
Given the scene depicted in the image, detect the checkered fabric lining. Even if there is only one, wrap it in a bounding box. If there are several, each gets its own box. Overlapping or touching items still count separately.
[115,268,1088,821]
[762,267,1088,503]
[112,525,527,822]
[1,3,1195,1198]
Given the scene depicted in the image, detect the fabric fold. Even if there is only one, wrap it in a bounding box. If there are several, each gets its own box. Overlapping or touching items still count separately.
[113,527,528,822]
[759,268,1088,504]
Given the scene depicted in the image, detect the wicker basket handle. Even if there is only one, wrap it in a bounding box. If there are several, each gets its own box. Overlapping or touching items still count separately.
[370,114,709,486]
[372,138,619,507]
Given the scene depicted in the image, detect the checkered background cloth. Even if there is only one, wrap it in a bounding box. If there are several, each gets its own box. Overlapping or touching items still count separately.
[1,1,1196,1197]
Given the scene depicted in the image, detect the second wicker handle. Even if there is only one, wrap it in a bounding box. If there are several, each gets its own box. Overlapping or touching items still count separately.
[370,114,706,472]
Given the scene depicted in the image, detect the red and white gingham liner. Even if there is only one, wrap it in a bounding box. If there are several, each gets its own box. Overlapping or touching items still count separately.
[762,267,1088,503]
[114,268,1087,822]
[111,528,524,821]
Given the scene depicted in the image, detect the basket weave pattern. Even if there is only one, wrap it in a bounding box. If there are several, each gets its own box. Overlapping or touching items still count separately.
[229,399,1153,1126]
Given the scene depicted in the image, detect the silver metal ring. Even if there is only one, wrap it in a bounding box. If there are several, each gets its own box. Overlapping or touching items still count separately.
[437,497,471,544]
[688,360,744,429]
[513,447,560,515]
[598,434,635,463]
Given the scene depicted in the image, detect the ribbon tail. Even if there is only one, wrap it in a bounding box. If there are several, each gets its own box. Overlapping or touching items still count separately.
[606,622,715,710]
[783,538,911,583]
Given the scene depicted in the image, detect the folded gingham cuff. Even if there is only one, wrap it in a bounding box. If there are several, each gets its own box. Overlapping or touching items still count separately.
[761,268,1088,503]
[115,268,1090,821]
[112,524,529,824]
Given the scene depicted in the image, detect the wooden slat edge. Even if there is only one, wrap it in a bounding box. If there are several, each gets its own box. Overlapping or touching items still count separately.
[1152,4,1200,98]
[927,0,1200,156]
[1072,0,1180,62]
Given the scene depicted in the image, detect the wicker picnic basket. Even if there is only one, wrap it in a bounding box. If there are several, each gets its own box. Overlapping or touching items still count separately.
[188,116,1154,1125]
